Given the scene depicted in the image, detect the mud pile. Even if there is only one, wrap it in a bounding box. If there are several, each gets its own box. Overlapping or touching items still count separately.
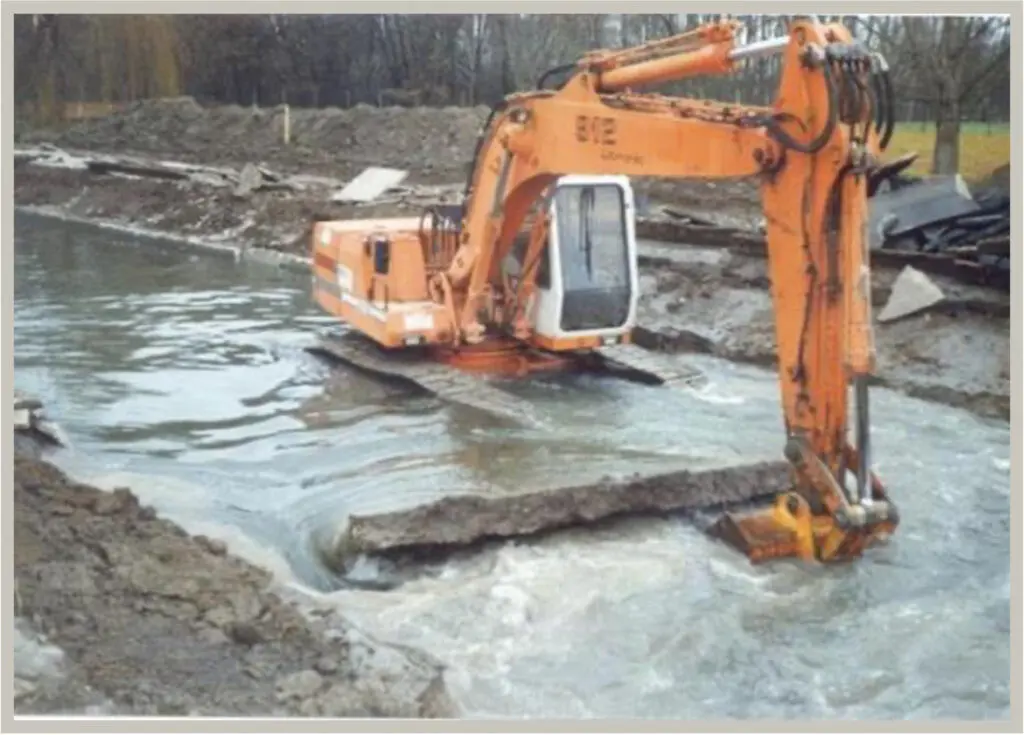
[19,97,763,226]
[13,439,458,717]
[22,97,493,178]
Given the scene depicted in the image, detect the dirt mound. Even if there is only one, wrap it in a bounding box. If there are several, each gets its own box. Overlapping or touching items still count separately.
[22,96,759,212]
[19,96,766,225]
[13,448,457,717]
[26,97,492,175]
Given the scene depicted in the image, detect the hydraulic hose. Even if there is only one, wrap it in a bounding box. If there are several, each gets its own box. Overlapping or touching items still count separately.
[536,63,577,91]
[870,65,886,135]
[851,71,874,145]
[761,59,839,155]
[878,68,895,150]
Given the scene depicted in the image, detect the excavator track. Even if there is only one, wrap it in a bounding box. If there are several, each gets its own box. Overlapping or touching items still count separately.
[307,331,546,427]
[594,343,708,390]
[307,333,708,427]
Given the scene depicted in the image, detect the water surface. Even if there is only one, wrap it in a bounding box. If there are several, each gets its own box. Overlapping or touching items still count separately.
[13,213,1012,719]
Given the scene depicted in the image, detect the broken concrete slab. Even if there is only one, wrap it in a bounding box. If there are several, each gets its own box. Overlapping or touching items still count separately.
[321,459,792,568]
[877,265,946,323]
[331,167,408,204]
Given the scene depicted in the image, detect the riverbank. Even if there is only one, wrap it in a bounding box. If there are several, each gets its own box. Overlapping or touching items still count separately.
[12,408,458,717]
[13,98,1012,422]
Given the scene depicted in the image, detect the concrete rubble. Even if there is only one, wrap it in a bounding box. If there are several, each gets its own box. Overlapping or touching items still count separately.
[877,266,947,324]
[866,164,1011,291]
[331,166,408,203]
[14,389,66,452]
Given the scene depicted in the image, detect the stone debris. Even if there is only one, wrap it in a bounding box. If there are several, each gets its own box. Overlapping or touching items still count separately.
[877,266,947,324]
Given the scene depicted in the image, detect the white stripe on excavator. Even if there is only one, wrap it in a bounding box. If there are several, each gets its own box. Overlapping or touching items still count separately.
[315,276,436,322]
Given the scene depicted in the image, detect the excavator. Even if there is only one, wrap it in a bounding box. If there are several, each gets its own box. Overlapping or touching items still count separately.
[308,16,900,566]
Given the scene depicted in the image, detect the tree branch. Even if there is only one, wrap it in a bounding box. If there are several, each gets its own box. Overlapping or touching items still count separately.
[959,45,1011,103]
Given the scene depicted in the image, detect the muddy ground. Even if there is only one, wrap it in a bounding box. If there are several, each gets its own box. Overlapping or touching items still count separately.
[14,97,1012,422]
[15,96,766,228]
[631,243,1012,421]
[12,423,459,717]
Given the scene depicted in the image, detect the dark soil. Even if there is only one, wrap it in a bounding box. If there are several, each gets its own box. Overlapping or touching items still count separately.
[13,437,458,717]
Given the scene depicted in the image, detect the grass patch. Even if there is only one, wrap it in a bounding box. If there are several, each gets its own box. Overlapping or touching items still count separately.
[885,121,1010,183]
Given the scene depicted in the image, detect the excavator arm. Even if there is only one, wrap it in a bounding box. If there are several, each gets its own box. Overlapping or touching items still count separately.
[433,16,899,563]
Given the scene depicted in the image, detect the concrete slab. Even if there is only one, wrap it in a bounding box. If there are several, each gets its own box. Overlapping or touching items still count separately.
[233,163,264,197]
[331,167,408,203]
[322,460,792,567]
[878,265,946,323]
[13,408,32,430]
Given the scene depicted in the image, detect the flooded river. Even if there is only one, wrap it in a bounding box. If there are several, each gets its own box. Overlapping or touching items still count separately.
[13,213,1012,719]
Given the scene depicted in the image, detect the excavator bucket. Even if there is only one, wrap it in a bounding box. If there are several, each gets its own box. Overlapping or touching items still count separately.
[708,490,816,563]
[710,487,899,564]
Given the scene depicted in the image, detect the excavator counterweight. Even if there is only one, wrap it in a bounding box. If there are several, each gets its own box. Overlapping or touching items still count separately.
[308,15,901,566]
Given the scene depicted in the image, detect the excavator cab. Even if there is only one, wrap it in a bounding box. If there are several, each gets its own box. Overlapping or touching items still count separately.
[513,175,640,350]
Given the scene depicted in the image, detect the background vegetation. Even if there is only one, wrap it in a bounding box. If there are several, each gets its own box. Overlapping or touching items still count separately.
[13,13,1012,178]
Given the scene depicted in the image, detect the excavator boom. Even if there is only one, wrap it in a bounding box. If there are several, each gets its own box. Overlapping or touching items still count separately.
[311,16,900,565]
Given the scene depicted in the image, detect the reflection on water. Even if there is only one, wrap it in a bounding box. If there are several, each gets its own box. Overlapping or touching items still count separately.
[13,213,1012,719]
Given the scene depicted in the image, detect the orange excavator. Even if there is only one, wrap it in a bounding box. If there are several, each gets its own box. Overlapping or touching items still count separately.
[308,16,900,565]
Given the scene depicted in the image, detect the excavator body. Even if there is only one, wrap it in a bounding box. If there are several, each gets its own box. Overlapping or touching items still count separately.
[307,15,902,567]
[309,174,678,389]
[312,174,639,360]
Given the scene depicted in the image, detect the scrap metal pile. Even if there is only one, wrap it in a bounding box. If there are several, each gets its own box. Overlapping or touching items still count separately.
[869,156,1010,291]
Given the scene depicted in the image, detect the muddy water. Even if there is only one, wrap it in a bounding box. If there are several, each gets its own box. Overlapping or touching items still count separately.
[14,213,1012,719]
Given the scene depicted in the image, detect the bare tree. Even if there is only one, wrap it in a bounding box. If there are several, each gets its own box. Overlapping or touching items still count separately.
[861,15,1010,174]
[14,10,1013,174]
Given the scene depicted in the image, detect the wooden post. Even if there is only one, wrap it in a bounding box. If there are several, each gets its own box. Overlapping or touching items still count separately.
[283,103,290,145]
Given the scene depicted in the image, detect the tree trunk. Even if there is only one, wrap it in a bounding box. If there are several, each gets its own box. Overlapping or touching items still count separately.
[932,98,961,175]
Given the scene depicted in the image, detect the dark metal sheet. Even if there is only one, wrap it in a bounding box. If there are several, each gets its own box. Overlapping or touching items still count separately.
[868,174,981,246]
